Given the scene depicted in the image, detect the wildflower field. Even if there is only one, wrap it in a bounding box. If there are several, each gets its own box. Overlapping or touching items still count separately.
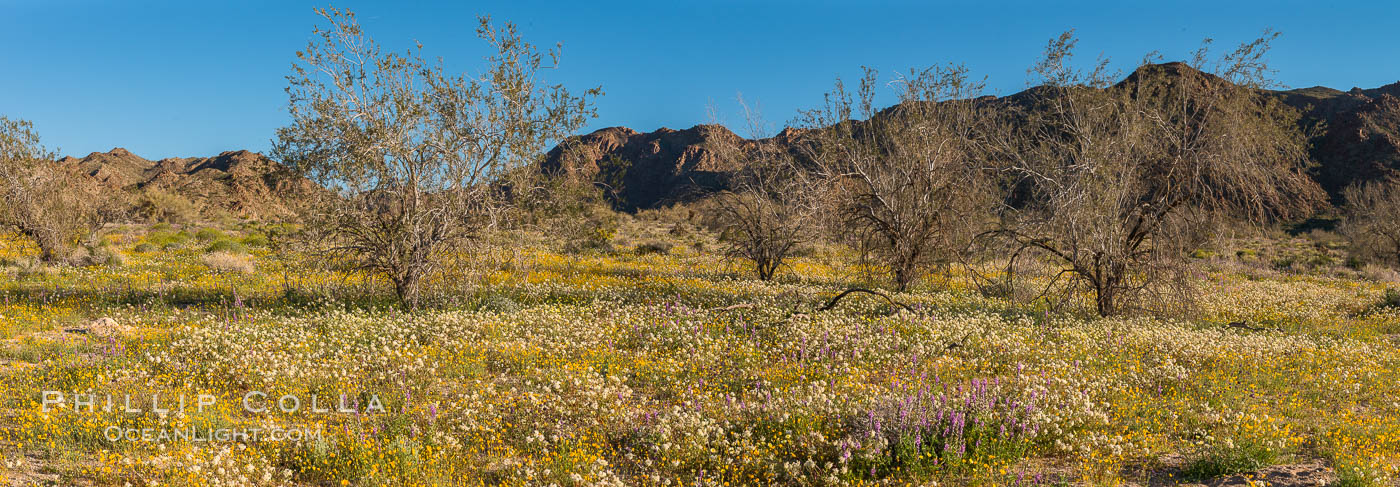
[1,220,1398,486]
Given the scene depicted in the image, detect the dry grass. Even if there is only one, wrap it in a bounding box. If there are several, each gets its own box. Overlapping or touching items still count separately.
[201,250,253,274]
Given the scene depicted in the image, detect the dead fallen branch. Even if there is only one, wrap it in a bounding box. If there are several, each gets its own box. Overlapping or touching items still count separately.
[816,288,918,315]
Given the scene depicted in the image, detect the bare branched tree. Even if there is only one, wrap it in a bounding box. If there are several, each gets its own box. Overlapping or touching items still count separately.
[0,116,116,263]
[1341,179,1400,267]
[705,98,817,280]
[800,66,998,291]
[273,7,600,309]
[998,31,1324,316]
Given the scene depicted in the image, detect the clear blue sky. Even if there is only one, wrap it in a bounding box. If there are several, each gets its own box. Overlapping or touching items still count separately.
[3,0,1398,160]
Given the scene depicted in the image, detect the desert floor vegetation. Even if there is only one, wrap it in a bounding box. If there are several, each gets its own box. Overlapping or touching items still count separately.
[0,218,1396,486]
[3,5,1399,487]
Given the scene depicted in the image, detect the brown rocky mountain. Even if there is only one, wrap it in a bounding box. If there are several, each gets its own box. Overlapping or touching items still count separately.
[545,63,1400,212]
[59,148,320,221]
[541,125,748,211]
[1278,82,1400,201]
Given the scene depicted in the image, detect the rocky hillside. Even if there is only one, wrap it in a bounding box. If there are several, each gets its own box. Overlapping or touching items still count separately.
[59,148,320,221]
[1278,82,1400,200]
[545,64,1400,212]
[541,125,747,211]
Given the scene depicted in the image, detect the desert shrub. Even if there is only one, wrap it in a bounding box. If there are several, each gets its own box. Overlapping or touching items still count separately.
[1346,255,1366,270]
[803,66,994,292]
[1182,438,1280,480]
[635,204,694,225]
[1308,253,1338,269]
[1360,265,1400,284]
[633,241,672,255]
[132,243,156,253]
[195,227,226,242]
[205,239,247,254]
[705,103,818,281]
[1306,229,1345,250]
[1271,252,1337,273]
[13,258,55,280]
[977,280,1017,300]
[564,229,615,254]
[1,116,121,262]
[136,187,200,224]
[595,154,632,210]
[239,232,270,248]
[1380,288,1400,309]
[1341,180,1400,268]
[145,230,191,249]
[561,204,619,254]
[202,251,253,274]
[79,245,124,267]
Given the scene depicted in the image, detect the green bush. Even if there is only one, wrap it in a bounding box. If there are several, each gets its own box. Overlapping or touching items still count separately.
[195,227,226,242]
[145,230,190,249]
[1182,438,1278,480]
[240,232,271,248]
[132,243,157,253]
[206,239,247,254]
[1307,253,1337,269]
[1271,256,1297,271]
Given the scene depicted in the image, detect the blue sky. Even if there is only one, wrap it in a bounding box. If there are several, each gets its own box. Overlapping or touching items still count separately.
[3,0,1398,159]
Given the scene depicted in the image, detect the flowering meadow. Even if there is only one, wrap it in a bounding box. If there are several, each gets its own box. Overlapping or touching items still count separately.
[0,223,1398,486]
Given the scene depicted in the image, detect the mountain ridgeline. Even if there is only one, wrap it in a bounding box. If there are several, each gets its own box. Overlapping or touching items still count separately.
[58,148,321,221]
[59,63,1399,221]
[544,63,1400,212]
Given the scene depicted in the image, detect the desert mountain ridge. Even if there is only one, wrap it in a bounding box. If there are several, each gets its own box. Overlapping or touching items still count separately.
[546,63,1400,212]
[61,63,1400,219]
[57,147,321,221]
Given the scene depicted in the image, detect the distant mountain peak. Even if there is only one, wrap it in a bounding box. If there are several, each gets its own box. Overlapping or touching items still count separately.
[57,148,318,221]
